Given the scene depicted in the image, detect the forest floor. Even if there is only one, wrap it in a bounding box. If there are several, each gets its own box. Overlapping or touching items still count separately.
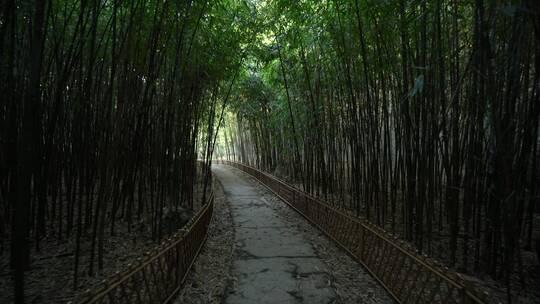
[0,220,156,303]
[211,164,393,304]
[173,173,235,304]
[0,186,207,303]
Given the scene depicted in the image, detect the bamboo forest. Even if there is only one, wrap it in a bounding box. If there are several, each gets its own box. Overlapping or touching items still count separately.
[0,0,539,303]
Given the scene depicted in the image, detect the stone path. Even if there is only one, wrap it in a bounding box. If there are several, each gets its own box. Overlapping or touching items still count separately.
[212,165,337,304]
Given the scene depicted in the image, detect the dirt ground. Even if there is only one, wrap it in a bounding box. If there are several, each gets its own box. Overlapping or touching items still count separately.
[0,186,208,303]
[173,173,235,304]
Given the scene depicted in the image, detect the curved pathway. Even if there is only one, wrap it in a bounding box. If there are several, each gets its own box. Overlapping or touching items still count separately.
[212,164,393,304]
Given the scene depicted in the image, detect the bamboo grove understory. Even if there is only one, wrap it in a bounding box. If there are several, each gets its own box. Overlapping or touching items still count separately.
[1,0,250,302]
[1,0,539,303]
[215,0,540,301]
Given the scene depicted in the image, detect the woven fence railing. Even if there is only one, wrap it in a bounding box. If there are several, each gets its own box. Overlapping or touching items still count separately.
[216,160,485,304]
[77,192,214,304]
